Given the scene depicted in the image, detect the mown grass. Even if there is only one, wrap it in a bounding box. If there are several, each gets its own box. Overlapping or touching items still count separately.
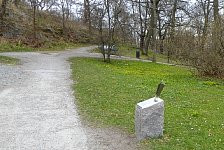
[0,55,19,65]
[70,57,224,150]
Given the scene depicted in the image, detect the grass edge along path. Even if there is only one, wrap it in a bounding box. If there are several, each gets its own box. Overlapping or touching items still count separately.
[0,55,19,65]
[0,41,90,52]
[70,57,224,150]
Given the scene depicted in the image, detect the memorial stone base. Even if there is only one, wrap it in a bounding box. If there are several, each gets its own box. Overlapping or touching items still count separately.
[135,97,164,140]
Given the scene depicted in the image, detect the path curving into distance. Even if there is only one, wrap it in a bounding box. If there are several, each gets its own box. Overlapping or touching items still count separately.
[0,47,138,150]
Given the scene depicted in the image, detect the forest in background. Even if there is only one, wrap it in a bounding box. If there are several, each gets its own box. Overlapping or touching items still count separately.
[0,0,224,78]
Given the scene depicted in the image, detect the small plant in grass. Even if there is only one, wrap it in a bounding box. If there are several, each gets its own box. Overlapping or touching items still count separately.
[202,81,219,86]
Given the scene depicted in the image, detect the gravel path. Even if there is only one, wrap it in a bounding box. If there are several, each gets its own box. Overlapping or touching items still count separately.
[0,47,138,150]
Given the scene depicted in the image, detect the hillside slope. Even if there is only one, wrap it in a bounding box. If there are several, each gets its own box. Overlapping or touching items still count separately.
[0,1,93,51]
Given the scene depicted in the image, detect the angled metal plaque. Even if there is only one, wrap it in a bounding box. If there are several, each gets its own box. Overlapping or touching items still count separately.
[155,81,165,102]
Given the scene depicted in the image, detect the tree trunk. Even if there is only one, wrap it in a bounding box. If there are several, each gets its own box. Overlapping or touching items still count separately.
[106,0,111,62]
[145,0,159,58]
[213,0,219,22]
[151,0,159,62]
[213,0,220,52]
[0,0,7,34]
[201,0,210,51]
[144,1,153,56]
[33,0,37,39]
[84,0,91,33]
[158,11,164,54]
[144,29,151,56]
[99,18,105,62]
[167,0,177,63]
[170,0,177,40]
[0,0,7,21]
[62,3,65,34]
[139,34,145,54]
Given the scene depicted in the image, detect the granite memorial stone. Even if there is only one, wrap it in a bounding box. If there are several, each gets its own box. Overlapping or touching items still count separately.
[135,82,165,140]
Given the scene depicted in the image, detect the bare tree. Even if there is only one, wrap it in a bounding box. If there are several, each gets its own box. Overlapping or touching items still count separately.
[58,0,73,35]
[200,0,211,51]
[0,0,8,34]
[84,0,91,33]
[30,0,37,39]
[143,0,159,58]
[212,0,220,50]
[91,1,106,61]
[129,0,149,55]
[102,0,124,62]
[151,0,159,62]
[61,0,66,33]
[105,0,112,62]
[38,0,56,11]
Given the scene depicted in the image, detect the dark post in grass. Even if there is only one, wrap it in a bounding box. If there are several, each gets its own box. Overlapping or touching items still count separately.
[136,48,140,59]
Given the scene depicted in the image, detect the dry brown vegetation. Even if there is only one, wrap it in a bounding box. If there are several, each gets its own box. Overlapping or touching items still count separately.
[0,1,94,49]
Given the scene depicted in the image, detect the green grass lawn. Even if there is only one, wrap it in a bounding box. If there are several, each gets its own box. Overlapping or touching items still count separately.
[0,55,19,65]
[70,57,224,150]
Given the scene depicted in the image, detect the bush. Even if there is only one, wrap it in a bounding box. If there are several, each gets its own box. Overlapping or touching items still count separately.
[191,49,224,78]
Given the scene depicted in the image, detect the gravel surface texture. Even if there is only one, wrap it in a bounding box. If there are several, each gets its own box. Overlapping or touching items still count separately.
[0,47,138,150]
